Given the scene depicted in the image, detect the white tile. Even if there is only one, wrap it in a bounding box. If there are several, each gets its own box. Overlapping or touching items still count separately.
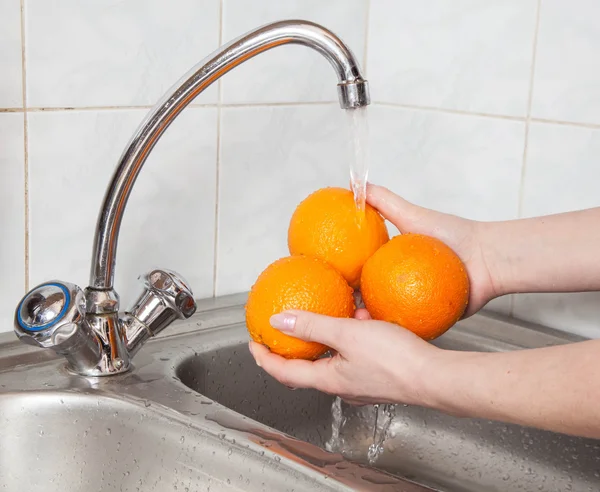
[28,107,217,309]
[532,0,600,125]
[221,0,368,104]
[217,104,351,295]
[514,292,600,339]
[0,114,25,333]
[26,0,219,108]
[0,0,23,107]
[515,122,600,337]
[368,0,537,116]
[368,105,525,221]
[522,123,600,218]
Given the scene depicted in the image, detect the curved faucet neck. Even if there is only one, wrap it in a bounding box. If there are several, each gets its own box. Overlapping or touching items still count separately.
[88,19,370,301]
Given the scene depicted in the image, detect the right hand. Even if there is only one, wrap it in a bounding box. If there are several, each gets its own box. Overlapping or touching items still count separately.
[249,308,440,407]
[367,184,498,316]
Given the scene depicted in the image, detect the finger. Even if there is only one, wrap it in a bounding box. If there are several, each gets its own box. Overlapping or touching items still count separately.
[249,341,333,390]
[366,184,422,232]
[354,308,371,320]
[270,310,356,350]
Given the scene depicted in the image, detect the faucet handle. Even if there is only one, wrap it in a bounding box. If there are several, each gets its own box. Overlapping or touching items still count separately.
[126,269,197,337]
[15,282,87,348]
[14,282,103,373]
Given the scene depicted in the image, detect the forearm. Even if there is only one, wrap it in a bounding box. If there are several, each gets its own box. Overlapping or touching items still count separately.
[423,340,600,438]
[480,208,600,295]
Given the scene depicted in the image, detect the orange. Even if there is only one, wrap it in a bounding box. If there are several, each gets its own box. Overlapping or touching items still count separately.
[245,255,355,360]
[288,187,389,288]
[360,233,469,340]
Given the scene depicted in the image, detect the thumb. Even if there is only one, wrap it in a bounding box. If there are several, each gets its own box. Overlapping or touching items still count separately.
[270,310,353,350]
[366,184,426,233]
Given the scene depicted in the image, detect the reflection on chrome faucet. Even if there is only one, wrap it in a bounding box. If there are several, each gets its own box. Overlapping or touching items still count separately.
[13,20,371,376]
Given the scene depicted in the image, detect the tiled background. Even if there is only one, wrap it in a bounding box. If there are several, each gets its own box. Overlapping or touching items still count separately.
[0,0,599,338]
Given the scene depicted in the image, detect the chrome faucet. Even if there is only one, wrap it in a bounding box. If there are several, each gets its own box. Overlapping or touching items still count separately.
[13,20,370,376]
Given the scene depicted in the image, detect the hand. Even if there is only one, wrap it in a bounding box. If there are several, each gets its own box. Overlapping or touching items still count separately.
[248,309,440,406]
[367,184,498,316]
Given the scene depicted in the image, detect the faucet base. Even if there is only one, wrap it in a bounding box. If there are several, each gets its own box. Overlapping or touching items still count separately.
[82,312,131,376]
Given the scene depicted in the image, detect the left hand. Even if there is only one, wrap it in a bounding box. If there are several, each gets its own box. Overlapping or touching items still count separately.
[248,308,440,406]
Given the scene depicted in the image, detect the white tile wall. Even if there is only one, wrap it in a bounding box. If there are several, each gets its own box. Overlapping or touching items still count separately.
[0,0,22,108]
[217,104,349,294]
[522,122,600,217]
[28,108,217,309]
[26,0,220,108]
[368,105,524,221]
[368,0,537,116]
[532,0,600,125]
[1,0,600,336]
[0,114,25,331]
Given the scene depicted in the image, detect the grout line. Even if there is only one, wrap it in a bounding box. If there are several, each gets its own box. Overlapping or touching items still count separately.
[218,101,338,109]
[374,101,526,122]
[19,0,29,292]
[25,105,156,112]
[517,0,542,220]
[511,0,541,317]
[5,100,600,130]
[1,101,341,113]
[362,0,371,74]
[212,0,224,298]
[529,117,600,130]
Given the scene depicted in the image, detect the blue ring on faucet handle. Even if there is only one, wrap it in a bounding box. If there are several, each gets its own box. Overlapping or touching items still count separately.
[17,282,71,332]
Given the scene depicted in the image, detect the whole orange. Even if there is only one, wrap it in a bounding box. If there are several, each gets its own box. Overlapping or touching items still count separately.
[361,234,469,340]
[245,255,355,360]
[288,187,389,288]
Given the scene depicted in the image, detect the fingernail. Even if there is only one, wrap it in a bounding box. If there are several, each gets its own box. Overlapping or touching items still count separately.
[270,313,296,332]
[286,386,297,391]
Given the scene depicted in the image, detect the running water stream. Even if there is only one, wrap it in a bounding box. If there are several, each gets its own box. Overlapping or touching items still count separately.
[327,108,396,464]
[346,107,369,220]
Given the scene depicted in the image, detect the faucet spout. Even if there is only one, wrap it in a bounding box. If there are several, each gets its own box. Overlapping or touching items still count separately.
[88,20,370,295]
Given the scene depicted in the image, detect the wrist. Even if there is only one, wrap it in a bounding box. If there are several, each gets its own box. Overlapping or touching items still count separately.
[475,220,511,299]
[416,348,477,417]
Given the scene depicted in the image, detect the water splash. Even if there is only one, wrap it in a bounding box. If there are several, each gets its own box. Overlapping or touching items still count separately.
[325,397,344,453]
[326,397,395,465]
[346,107,370,221]
[367,404,396,464]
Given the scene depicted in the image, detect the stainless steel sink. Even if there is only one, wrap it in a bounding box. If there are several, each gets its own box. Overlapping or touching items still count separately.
[2,293,599,491]
[0,391,259,491]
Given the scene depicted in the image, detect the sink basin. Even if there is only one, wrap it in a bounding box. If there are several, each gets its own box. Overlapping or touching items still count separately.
[176,308,600,492]
[0,392,249,491]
